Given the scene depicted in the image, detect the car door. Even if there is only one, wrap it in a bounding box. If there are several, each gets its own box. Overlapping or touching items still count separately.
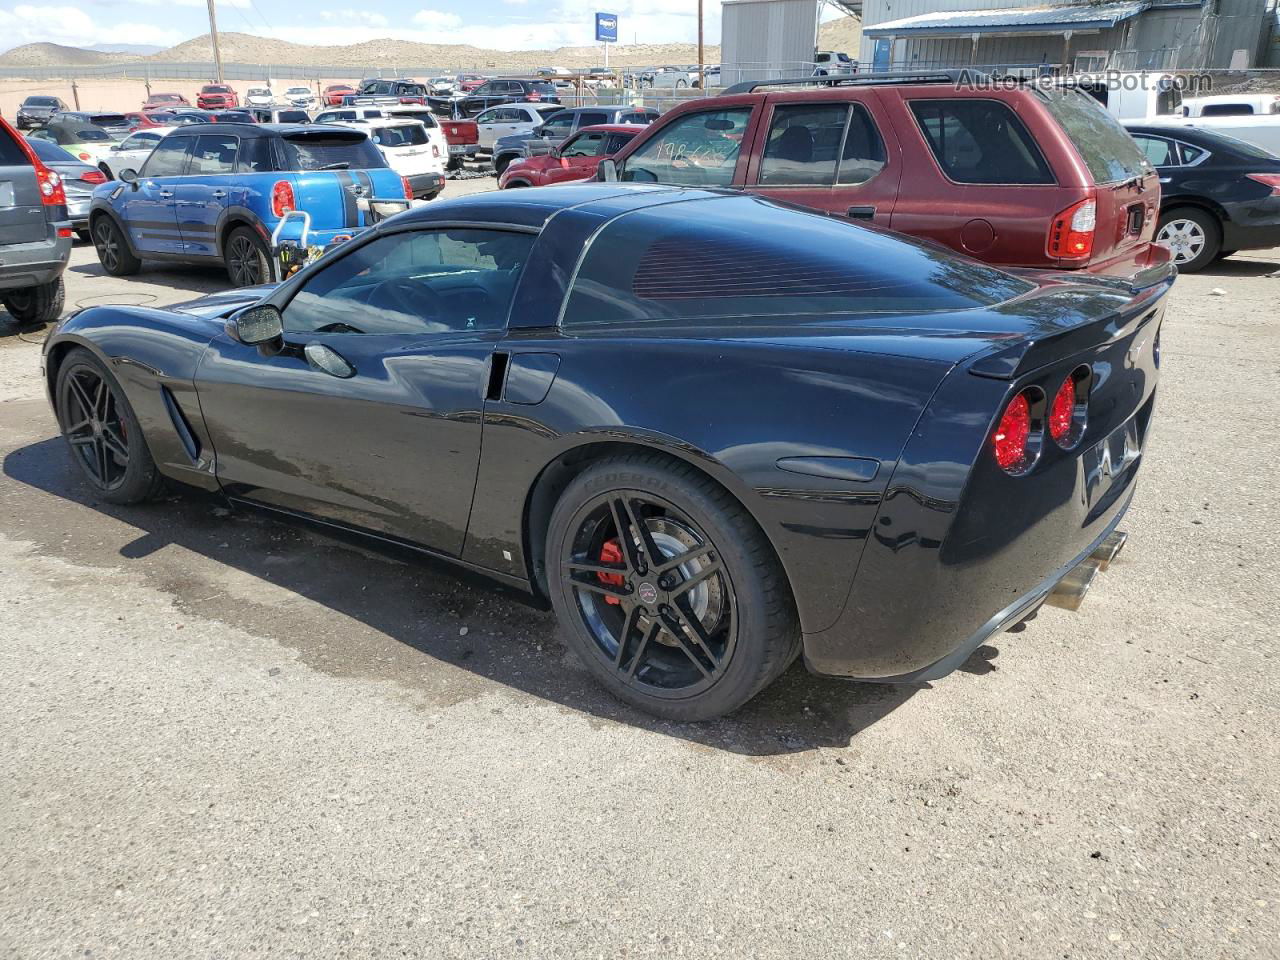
[474,107,511,150]
[125,134,192,254]
[194,226,538,555]
[109,131,160,175]
[544,130,609,184]
[172,132,240,256]
[743,96,901,228]
[524,110,577,156]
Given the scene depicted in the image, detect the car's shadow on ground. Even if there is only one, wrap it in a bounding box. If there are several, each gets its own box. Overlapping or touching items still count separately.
[1,436,961,757]
[1196,256,1280,278]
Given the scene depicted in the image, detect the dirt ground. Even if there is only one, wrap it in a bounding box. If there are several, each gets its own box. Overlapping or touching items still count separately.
[0,188,1277,958]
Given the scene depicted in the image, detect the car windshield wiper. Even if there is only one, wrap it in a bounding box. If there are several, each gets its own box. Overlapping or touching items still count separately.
[318,161,351,170]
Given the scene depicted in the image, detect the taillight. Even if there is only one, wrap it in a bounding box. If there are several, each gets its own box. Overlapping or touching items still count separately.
[36,165,66,206]
[78,152,92,162]
[1049,365,1090,449]
[1245,173,1280,195]
[993,392,1032,472]
[80,170,108,184]
[401,176,413,201]
[528,91,542,101]
[271,180,295,217]
[1048,198,1096,260]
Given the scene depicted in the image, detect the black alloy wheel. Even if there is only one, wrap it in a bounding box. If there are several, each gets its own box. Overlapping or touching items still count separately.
[54,348,164,504]
[224,227,272,287]
[92,217,140,276]
[547,456,800,721]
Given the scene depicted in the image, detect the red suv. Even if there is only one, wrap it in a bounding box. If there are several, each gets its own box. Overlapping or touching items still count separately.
[197,84,239,109]
[499,124,643,188]
[603,74,1164,277]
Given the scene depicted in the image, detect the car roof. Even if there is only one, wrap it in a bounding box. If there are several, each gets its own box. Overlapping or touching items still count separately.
[575,123,648,134]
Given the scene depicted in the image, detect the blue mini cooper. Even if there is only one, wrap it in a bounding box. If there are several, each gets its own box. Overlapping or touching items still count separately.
[89,123,423,286]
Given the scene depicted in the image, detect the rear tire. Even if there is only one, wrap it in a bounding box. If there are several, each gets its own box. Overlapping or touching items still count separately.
[546,455,800,721]
[223,226,273,287]
[2,276,65,325]
[54,347,164,504]
[494,156,512,177]
[1155,206,1220,273]
[92,216,141,276]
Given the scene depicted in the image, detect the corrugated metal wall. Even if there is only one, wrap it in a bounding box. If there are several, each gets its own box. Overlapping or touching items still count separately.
[858,0,1045,63]
[722,0,822,83]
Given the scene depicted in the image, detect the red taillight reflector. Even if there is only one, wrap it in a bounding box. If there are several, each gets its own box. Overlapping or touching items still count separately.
[37,165,66,206]
[993,393,1032,472]
[401,176,413,201]
[80,169,107,184]
[1245,173,1280,195]
[1048,198,1096,260]
[57,227,73,238]
[1049,377,1075,443]
[271,180,295,218]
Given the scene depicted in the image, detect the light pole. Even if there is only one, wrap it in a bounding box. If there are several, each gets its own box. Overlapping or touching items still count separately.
[697,0,704,90]
[206,0,224,83]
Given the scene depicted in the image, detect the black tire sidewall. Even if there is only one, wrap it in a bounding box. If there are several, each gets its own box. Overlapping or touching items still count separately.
[2,275,64,324]
[224,227,274,287]
[546,458,790,720]
[93,217,141,276]
[1158,206,1220,273]
[55,348,160,504]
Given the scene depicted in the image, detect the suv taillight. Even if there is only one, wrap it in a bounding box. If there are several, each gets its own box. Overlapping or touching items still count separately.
[1245,173,1280,195]
[401,176,413,201]
[271,180,295,217]
[528,90,542,101]
[1048,198,1096,261]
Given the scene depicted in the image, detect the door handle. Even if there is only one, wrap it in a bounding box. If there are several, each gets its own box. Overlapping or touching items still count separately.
[847,205,876,220]
[157,190,173,199]
[1159,177,1171,184]
[211,190,227,199]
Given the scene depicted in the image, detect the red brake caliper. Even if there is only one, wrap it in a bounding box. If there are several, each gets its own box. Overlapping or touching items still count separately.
[598,539,625,605]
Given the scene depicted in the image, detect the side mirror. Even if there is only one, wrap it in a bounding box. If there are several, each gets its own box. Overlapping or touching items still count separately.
[228,304,283,345]
[597,158,618,182]
[119,168,138,184]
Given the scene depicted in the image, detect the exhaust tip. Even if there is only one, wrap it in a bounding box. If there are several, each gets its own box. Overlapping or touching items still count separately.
[1046,558,1102,612]
[1090,530,1128,572]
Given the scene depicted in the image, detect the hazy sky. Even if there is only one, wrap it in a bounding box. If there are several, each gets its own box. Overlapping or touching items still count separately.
[0,0,757,51]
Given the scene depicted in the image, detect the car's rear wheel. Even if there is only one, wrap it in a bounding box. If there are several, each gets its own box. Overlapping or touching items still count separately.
[54,347,164,504]
[494,156,512,177]
[546,455,800,721]
[1155,206,1220,273]
[224,226,273,287]
[2,276,64,325]
[92,216,141,276]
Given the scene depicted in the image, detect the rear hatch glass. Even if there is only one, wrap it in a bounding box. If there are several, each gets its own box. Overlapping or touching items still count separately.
[532,82,558,97]
[1038,88,1151,184]
[373,125,428,148]
[281,132,387,170]
[0,126,48,245]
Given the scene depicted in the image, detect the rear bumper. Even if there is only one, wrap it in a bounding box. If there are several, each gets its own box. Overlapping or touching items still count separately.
[1221,197,1280,250]
[0,232,72,291]
[405,172,445,198]
[1081,242,1174,285]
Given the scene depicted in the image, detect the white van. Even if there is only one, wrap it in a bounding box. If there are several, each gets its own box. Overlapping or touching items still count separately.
[1183,94,1280,117]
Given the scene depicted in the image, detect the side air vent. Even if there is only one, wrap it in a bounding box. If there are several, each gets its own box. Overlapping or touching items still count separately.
[160,386,201,463]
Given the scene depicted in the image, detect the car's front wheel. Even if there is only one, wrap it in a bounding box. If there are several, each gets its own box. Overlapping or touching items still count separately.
[546,455,800,721]
[92,216,141,276]
[1155,206,1220,272]
[54,347,164,504]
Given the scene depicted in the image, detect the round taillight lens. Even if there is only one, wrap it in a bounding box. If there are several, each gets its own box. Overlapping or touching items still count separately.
[1049,376,1075,443]
[993,393,1031,471]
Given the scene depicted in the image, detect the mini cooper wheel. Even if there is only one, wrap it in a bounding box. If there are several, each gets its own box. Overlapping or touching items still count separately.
[224,226,273,287]
[547,456,800,721]
[1155,206,1220,273]
[92,216,141,276]
[54,347,163,504]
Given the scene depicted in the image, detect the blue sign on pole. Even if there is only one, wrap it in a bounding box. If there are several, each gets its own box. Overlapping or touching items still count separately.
[595,12,618,43]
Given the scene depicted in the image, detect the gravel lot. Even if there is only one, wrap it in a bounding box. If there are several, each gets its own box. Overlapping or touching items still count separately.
[1,181,1277,959]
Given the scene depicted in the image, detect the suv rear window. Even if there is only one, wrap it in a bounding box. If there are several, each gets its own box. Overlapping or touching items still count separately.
[281,132,387,170]
[531,82,558,97]
[909,99,1053,185]
[0,127,30,165]
[561,196,1032,328]
[372,124,428,147]
[1037,88,1151,184]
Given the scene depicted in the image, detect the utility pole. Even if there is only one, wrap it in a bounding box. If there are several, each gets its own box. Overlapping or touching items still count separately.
[697,0,705,91]
[206,0,224,83]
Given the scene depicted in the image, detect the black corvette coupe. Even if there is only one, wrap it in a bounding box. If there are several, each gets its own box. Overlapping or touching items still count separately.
[42,184,1172,720]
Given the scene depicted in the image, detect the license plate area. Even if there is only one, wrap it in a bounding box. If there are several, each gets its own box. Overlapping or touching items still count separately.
[1082,415,1142,510]
[448,144,464,154]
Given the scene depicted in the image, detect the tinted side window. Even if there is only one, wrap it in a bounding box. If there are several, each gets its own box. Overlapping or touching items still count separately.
[606,133,636,153]
[191,134,238,174]
[576,111,608,127]
[1201,103,1253,116]
[1178,142,1207,164]
[563,132,607,157]
[235,137,274,173]
[540,114,575,137]
[839,103,887,185]
[910,99,1053,185]
[284,229,535,335]
[1133,135,1177,166]
[760,103,847,186]
[562,196,1033,328]
[143,137,193,177]
[620,107,752,187]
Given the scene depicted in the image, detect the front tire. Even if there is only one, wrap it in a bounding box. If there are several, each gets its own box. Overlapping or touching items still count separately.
[54,347,164,504]
[3,276,65,325]
[224,226,273,287]
[92,216,141,276]
[546,455,800,721]
[1155,206,1220,273]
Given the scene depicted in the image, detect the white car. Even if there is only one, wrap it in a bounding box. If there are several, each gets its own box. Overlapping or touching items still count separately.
[336,118,445,199]
[473,102,565,151]
[314,107,386,124]
[428,77,455,94]
[285,86,316,109]
[98,126,177,178]
[1183,93,1280,117]
[245,86,275,107]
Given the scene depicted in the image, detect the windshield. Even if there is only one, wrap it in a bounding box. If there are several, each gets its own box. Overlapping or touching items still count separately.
[248,88,271,96]
[287,88,310,95]
[70,128,111,142]
[203,85,231,93]
[1039,88,1151,183]
[281,133,387,170]
[25,96,59,106]
[373,124,429,147]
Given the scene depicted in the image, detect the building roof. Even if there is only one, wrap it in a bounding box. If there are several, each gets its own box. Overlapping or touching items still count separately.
[864,2,1150,36]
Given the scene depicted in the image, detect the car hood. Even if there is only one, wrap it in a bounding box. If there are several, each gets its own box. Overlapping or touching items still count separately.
[170,284,277,320]
[495,132,535,149]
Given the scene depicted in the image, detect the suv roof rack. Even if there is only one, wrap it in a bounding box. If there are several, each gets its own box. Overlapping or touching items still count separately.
[723,70,994,95]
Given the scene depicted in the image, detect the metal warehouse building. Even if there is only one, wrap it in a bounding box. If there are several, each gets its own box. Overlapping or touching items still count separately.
[859,0,1273,72]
